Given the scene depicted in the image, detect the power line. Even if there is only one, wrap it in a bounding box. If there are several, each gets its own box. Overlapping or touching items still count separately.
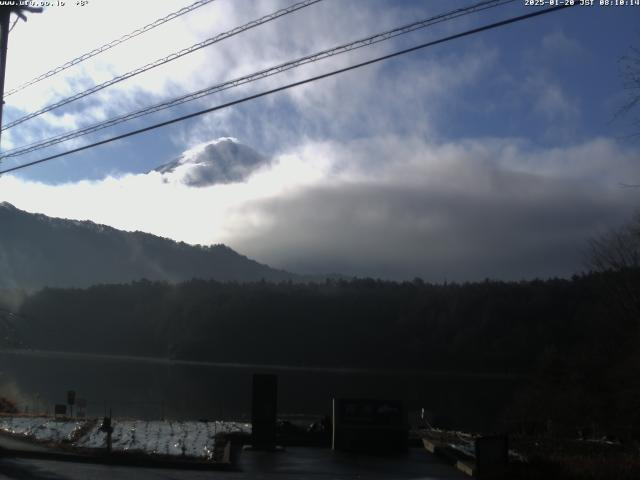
[0,4,575,176]
[1,0,322,131]
[0,0,515,160]
[0,0,511,158]
[4,0,217,97]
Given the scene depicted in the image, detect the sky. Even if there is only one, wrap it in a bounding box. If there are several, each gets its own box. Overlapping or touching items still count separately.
[0,0,639,281]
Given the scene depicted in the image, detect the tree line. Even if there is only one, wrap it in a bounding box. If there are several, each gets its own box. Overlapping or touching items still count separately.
[5,269,637,437]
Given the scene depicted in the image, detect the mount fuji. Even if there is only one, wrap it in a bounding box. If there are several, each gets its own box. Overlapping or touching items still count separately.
[153,137,270,187]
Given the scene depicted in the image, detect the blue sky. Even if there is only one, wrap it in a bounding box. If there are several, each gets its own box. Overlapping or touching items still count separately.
[0,0,639,280]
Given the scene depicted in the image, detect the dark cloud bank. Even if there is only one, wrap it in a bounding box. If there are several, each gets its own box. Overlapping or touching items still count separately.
[223,139,638,282]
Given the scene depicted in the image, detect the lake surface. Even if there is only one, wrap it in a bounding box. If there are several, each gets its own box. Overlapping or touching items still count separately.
[0,350,525,431]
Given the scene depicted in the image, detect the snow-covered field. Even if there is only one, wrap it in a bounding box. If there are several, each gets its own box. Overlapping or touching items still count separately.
[0,416,85,443]
[77,419,250,459]
[0,416,250,460]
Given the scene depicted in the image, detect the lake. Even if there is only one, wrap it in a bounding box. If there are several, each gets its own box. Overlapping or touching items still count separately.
[0,349,525,431]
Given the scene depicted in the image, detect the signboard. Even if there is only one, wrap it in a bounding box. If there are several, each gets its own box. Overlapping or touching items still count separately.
[76,398,87,418]
[54,404,67,416]
[332,398,407,453]
[475,435,508,479]
[251,374,278,449]
[67,390,76,405]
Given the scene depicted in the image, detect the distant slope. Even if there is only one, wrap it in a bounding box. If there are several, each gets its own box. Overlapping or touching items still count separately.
[0,202,296,289]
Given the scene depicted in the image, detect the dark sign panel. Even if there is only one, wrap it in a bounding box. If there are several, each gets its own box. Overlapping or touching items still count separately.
[332,398,408,453]
[338,399,403,425]
[54,404,67,416]
[475,435,508,479]
[67,390,76,405]
[251,374,278,449]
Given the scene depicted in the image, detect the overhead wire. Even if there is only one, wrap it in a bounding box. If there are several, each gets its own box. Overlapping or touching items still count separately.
[0,4,576,176]
[1,0,322,131]
[4,0,217,97]
[0,0,515,160]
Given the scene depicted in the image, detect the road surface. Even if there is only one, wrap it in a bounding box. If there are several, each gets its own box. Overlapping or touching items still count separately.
[0,446,467,479]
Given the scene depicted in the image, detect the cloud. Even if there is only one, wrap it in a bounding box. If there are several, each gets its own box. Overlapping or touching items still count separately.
[540,30,585,59]
[217,136,640,281]
[524,73,580,122]
[1,135,638,281]
[0,1,635,282]
[1,0,503,159]
[0,137,328,247]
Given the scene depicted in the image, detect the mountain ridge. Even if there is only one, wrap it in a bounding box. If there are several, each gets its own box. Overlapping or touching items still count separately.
[0,202,297,289]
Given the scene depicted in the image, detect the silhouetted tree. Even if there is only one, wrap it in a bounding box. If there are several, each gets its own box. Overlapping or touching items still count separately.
[587,213,640,321]
[618,44,640,136]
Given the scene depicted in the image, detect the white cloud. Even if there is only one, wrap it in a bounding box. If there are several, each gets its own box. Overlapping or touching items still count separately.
[216,137,639,280]
[1,0,504,155]
[0,135,638,280]
[540,30,586,60]
[525,74,579,121]
[0,1,632,282]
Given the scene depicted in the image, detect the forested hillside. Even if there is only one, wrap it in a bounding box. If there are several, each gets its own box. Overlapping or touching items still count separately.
[0,202,296,288]
[6,271,639,436]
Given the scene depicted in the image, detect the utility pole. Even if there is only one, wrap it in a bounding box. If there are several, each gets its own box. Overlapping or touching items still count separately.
[0,4,42,148]
[0,7,10,144]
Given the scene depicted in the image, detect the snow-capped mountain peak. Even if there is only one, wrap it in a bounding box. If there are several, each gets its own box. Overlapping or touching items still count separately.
[154,137,270,187]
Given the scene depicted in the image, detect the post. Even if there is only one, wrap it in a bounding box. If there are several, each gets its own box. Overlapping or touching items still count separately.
[99,410,113,454]
[0,7,10,147]
[251,374,278,450]
[67,390,76,418]
[107,409,112,454]
[0,5,42,148]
